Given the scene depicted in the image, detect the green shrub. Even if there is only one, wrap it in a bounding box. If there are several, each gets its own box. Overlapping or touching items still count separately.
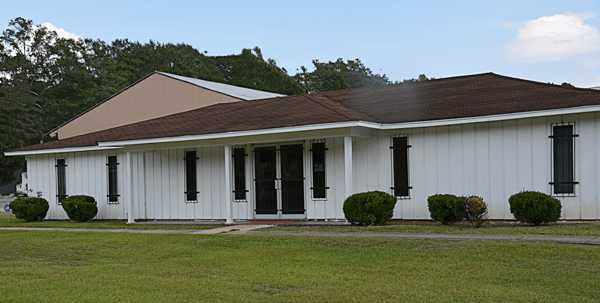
[464,196,488,227]
[343,191,396,225]
[9,197,49,222]
[509,191,561,225]
[62,195,98,222]
[427,194,465,224]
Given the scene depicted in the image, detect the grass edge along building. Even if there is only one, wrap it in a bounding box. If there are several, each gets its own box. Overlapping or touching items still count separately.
[7,72,600,222]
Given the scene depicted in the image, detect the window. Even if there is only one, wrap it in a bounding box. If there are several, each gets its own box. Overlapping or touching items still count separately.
[185,151,198,201]
[551,124,577,195]
[311,142,327,199]
[233,147,247,200]
[391,137,410,197]
[107,156,119,203]
[56,159,67,204]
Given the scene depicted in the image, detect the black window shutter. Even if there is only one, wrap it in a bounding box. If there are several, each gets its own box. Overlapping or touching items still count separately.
[552,125,575,194]
[311,142,327,199]
[392,137,410,197]
[56,159,67,204]
[233,148,247,200]
[107,156,119,202]
[185,151,198,201]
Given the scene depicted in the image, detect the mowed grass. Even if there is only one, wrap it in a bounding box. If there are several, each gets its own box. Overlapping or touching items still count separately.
[0,213,217,230]
[0,231,599,302]
[264,222,600,237]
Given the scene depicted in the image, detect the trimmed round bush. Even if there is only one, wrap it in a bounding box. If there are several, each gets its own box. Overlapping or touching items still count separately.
[9,197,49,222]
[509,191,561,225]
[62,195,98,222]
[464,195,488,227]
[427,194,465,224]
[343,191,396,225]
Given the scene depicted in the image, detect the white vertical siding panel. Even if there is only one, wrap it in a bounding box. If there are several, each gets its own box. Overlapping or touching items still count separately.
[144,152,153,219]
[448,125,463,195]
[531,118,549,199]
[436,127,450,194]
[329,137,346,219]
[578,114,596,219]
[151,151,161,219]
[502,121,519,219]
[594,112,600,219]
[474,123,491,207]
[411,128,427,219]
[462,124,476,195]
[516,119,534,191]
[23,113,600,221]
[423,127,438,218]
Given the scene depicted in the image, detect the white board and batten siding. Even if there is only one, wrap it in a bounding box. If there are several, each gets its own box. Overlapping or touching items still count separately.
[26,151,128,219]
[141,147,250,220]
[25,112,600,221]
[348,112,600,220]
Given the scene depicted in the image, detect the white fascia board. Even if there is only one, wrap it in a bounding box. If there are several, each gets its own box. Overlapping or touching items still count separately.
[98,105,600,147]
[12,104,600,154]
[98,121,371,147]
[4,146,122,157]
[380,104,600,130]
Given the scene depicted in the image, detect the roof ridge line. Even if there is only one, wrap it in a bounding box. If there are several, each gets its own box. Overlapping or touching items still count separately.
[487,72,600,93]
[157,71,285,97]
[314,72,497,96]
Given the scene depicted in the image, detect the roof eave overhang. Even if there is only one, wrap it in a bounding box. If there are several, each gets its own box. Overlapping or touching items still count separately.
[100,104,600,147]
[4,146,122,157]
[8,104,600,156]
[98,121,374,147]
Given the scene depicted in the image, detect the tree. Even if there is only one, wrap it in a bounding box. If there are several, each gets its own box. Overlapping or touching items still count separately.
[0,17,418,188]
[294,58,390,93]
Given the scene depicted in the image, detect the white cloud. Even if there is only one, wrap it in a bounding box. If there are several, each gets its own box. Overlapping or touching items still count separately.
[39,22,81,41]
[508,13,600,62]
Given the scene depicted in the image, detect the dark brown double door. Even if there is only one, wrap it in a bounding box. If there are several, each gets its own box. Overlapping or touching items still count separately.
[254,144,305,217]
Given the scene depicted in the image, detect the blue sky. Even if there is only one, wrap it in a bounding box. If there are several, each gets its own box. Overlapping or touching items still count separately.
[3,0,600,87]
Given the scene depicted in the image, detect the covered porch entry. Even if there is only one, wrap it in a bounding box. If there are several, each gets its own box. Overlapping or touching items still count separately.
[253,143,305,219]
[118,127,363,223]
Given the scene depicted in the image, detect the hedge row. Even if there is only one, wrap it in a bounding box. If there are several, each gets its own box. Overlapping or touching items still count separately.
[9,195,98,222]
[427,191,561,226]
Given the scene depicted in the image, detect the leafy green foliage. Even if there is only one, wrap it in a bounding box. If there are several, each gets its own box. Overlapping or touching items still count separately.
[295,58,390,93]
[343,191,396,225]
[0,17,428,187]
[464,196,488,227]
[427,194,465,224]
[509,191,561,225]
[0,19,301,184]
[9,196,49,221]
[62,195,98,222]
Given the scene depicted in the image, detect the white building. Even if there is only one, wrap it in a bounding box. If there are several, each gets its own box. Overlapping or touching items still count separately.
[7,73,600,222]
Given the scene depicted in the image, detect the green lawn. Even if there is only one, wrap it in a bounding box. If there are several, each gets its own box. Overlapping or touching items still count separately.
[263,222,600,237]
[0,231,598,302]
[0,213,217,230]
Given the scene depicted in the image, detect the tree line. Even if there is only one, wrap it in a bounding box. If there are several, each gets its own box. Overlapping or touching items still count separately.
[0,17,427,187]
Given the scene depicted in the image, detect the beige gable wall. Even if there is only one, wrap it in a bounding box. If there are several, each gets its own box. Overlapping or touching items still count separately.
[54,73,241,139]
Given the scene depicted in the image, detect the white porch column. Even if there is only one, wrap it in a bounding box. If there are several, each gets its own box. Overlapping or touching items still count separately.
[224,144,234,224]
[126,151,135,224]
[344,136,353,199]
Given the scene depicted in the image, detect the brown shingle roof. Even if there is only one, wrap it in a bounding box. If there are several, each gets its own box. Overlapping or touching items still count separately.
[13,72,600,152]
[15,94,370,151]
[320,73,600,123]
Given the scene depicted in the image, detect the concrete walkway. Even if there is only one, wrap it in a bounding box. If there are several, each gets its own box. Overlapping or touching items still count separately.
[2,226,600,245]
[253,231,600,245]
[192,224,273,235]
